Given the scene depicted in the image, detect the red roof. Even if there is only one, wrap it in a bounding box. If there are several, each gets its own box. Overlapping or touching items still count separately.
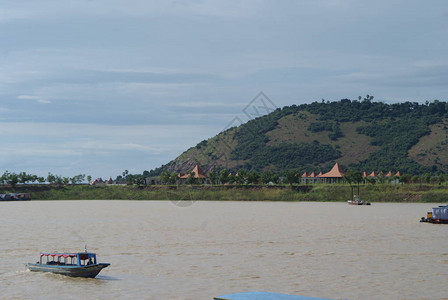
[385,171,392,177]
[301,172,308,178]
[362,171,368,177]
[320,162,345,178]
[368,171,377,177]
[309,172,316,177]
[179,165,208,179]
[394,171,401,177]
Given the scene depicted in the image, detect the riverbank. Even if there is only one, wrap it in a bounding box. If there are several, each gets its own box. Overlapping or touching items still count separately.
[1,184,448,202]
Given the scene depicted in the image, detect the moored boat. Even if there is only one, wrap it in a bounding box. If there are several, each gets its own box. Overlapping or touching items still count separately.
[213,292,333,300]
[420,205,448,224]
[347,195,370,205]
[26,251,110,278]
[0,193,31,201]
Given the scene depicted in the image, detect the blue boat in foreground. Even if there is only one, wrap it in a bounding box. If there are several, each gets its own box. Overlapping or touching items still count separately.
[214,292,333,300]
[26,251,110,278]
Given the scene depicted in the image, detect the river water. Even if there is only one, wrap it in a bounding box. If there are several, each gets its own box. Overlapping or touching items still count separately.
[0,201,446,300]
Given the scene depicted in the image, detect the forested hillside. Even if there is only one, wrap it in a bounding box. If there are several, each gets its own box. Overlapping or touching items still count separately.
[150,98,448,175]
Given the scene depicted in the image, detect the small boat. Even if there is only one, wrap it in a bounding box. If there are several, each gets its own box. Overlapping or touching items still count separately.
[347,195,370,205]
[26,251,110,278]
[0,193,31,201]
[214,292,333,300]
[420,205,448,224]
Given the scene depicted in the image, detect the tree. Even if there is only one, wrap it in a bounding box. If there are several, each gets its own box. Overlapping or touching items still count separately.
[87,175,92,184]
[126,174,135,185]
[247,171,260,184]
[169,172,178,184]
[228,173,237,185]
[3,171,19,188]
[186,172,197,185]
[135,176,145,186]
[18,172,31,184]
[399,174,412,184]
[70,174,85,185]
[219,169,229,184]
[47,173,56,184]
[283,169,300,185]
[236,169,248,185]
[345,169,364,186]
[160,171,171,184]
[208,169,219,185]
[260,171,273,184]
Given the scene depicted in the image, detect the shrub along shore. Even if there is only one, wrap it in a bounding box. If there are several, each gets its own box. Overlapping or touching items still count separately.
[1,184,448,202]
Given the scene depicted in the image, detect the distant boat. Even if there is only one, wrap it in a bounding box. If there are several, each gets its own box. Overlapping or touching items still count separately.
[347,195,371,205]
[26,251,110,278]
[347,185,370,205]
[214,291,333,300]
[420,205,448,224]
[0,193,31,201]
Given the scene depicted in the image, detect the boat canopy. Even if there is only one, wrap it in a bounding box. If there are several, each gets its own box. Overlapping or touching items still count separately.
[40,253,76,258]
[40,252,96,259]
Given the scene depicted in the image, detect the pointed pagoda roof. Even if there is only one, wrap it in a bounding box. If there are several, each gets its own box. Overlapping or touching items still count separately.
[362,171,368,177]
[309,172,316,177]
[394,171,401,177]
[320,162,345,178]
[385,171,393,177]
[301,172,309,178]
[179,164,207,179]
[317,171,323,177]
[368,171,377,177]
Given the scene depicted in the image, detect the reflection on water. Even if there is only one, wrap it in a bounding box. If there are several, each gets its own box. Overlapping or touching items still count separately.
[0,201,446,300]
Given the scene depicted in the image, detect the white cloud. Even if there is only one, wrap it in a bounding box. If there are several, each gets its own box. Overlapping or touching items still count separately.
[17,95,51,104]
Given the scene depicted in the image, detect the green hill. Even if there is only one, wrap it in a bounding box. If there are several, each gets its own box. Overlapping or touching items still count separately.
[151,98,448,175]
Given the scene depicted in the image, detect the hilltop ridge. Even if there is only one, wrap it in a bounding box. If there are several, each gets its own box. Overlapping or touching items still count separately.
[150,98,448,175]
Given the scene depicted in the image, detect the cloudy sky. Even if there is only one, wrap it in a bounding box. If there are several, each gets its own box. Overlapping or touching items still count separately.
[1,0,447,179]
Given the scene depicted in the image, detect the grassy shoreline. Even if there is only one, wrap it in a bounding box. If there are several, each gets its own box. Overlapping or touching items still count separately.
[1,184,448,202]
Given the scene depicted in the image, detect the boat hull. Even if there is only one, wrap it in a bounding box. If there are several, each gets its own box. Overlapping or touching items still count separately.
[347,201,370,205]
[0,193,31,201]
[26,263,110,278]
[420,218,448,224]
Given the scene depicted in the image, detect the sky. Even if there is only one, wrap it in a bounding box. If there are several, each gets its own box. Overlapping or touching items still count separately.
[1,0,448,179]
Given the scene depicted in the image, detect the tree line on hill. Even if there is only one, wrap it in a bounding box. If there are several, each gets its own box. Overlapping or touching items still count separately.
[230,97,447,174]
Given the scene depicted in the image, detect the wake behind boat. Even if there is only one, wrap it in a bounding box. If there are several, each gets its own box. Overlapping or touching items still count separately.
[26,251,110,278]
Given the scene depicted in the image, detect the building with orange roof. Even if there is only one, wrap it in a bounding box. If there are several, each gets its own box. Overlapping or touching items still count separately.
[319,162,345,183]
[301,171,319,184]
[90,177,105,185]
[179,164,208,183]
